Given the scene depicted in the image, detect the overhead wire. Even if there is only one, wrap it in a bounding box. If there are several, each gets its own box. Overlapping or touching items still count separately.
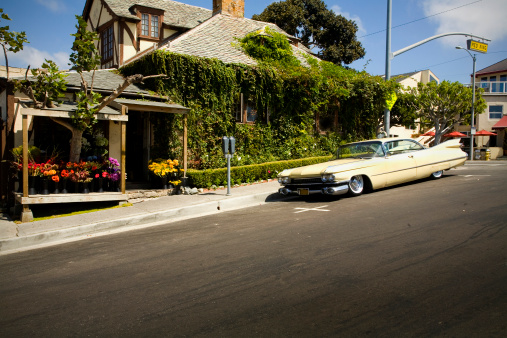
[359,0,483,38]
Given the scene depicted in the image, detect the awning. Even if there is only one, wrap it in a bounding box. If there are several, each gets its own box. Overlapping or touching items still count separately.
[492,116,507,130]
[113,98,190,114]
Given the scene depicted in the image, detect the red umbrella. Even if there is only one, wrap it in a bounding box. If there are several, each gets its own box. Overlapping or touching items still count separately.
[474,129,497,148]
[444,131,467,138]
[474,129,497,136]
[420,131,435,136]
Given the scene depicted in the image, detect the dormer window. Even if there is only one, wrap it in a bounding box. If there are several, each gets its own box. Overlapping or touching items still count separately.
[141,13,159,38]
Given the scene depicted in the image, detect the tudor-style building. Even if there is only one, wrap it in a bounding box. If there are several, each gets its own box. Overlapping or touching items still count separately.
[82,0,212,68]
[82,0,312,69]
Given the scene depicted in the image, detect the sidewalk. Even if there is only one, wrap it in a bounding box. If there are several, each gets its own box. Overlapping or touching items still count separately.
[0,180,285,255]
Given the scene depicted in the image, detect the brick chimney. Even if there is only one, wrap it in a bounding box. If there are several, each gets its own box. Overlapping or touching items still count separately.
[212,0,244,18]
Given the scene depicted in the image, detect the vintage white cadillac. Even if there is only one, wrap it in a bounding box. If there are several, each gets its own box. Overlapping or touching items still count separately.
[278,138,467,197]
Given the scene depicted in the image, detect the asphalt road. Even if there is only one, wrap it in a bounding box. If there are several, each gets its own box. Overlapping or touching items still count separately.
[1,163,506,337]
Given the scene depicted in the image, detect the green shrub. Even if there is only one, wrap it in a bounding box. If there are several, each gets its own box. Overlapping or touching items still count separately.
[186,155,332,188]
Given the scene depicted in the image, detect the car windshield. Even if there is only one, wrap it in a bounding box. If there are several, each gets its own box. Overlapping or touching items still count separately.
[336,141,385,159]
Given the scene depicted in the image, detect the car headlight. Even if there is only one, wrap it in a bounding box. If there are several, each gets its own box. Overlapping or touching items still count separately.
[321,173,335,182]
[278,176,291,184]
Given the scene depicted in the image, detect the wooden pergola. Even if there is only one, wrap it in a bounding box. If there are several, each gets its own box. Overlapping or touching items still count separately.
[15,99,189,222]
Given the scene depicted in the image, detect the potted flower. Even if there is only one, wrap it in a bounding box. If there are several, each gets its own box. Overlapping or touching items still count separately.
[42,163,57,195]
[60,169,71,193]
[148,159,181,190]
[68,167,92,193]
[104,157,121,191]
[27,162,44,195]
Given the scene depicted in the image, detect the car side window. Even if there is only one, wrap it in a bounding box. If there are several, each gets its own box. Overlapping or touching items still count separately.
[385,140,424,155]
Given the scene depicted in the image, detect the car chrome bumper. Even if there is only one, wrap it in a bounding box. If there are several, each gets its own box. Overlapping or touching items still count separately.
[279,183,349,196]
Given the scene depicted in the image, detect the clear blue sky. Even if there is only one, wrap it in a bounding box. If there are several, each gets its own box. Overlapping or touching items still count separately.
[2,0,506,84]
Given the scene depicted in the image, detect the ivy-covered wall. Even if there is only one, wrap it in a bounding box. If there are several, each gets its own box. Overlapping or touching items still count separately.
[120,50,400,170]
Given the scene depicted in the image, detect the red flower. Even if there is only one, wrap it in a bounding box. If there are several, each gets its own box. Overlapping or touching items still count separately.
[52,175,60,182]
[95,173,99,178]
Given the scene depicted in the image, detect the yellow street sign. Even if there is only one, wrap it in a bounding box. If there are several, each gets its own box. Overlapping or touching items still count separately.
[386,92,397,110]
[467,39,488,53]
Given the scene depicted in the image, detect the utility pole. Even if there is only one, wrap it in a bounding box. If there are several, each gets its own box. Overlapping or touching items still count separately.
[383,1,489,140]
[456,46,477,161]
[384,0,392,137]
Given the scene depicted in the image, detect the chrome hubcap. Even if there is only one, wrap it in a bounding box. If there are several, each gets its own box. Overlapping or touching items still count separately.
[350,176,364,193]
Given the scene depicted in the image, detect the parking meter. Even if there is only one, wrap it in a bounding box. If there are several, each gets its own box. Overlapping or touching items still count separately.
[229,136,235,154]
[222,136,236,195]
[222,136,230,154]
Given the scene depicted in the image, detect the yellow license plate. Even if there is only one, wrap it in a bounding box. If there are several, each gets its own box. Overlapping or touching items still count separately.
[298,188,309,196]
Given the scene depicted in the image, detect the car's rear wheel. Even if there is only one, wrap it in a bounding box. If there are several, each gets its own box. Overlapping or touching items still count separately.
[430,170,443,179]
[349,175,364,196]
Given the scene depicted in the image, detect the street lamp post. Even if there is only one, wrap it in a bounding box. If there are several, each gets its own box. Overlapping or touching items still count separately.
[456,46,476,161]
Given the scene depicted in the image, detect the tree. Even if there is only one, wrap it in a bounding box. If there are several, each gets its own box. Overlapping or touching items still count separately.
[14,59,67,109]
[408,81,486,144]
[0,8,28,79]
[16,15,164,162]
[252,0,365,65]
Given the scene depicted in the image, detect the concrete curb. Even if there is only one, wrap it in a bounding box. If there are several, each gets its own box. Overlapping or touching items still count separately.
[0,191,286,255]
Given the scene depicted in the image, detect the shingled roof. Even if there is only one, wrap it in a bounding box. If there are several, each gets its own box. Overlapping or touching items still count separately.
[161,14,312,66]
[13,69,160,98]
[475,58,507,76]
[63,69,151,95]
[98,0,211,29]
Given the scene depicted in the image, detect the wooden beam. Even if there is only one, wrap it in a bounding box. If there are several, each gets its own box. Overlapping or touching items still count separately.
[21,114,33,222]
[20,108,128,121]
[15,192,128,205]
[117,102,189,114]
[22,115,28,198]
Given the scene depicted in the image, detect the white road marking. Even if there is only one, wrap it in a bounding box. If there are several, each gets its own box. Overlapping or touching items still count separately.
[459,175,492,177]
[294,205,330,213]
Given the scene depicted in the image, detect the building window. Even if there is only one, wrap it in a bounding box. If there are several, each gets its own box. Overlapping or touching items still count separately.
[141,13,159,38]
[490,76,498,92]
[500,75,506,93]
[151,16,159,38]
[234,93,265,123]
[489,105,503,119]
[141,14,149,36]
[101,26,113,62]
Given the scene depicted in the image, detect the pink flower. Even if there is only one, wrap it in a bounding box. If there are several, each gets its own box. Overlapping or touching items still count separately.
[95,173,99,178]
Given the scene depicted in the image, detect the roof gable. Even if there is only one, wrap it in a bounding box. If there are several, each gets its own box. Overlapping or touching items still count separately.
[95,0,212,29]
[161,14,313,66]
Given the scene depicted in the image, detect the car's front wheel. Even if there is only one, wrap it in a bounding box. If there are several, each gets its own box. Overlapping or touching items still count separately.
[349,175,364,196]
[430,170,443,179]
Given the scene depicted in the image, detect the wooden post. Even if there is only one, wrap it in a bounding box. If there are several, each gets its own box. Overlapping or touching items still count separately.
[183,114,188,177]
[21,114,33,222]
[121,105,127,195]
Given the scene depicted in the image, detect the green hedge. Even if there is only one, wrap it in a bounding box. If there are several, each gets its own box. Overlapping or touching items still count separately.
[186,155,332,188]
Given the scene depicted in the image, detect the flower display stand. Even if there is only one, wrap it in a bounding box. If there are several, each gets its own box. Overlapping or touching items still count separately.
[14,191,129,222]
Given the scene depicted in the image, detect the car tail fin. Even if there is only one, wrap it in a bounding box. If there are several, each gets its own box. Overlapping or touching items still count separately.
[435,138,463,149]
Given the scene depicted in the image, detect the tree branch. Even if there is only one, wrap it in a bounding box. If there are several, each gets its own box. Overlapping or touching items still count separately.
[50,116,74,131]
[94,74,166,112]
